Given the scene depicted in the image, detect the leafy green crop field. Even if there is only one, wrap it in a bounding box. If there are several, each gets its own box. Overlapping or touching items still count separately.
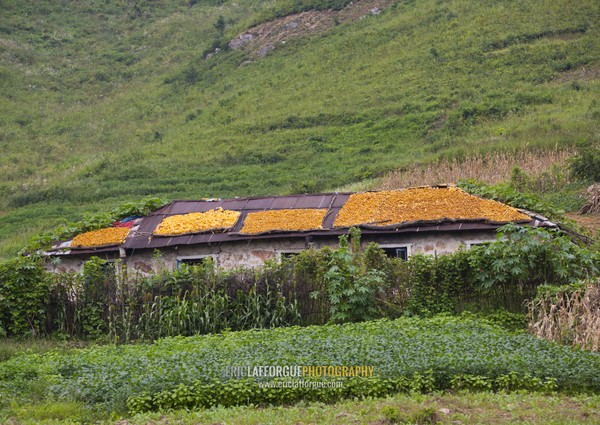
[1,316,599,417]
[0,0,599,256]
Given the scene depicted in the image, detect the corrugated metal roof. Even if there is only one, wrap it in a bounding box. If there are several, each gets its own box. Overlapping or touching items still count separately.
[48,188,558,254]
[119,189,555,251]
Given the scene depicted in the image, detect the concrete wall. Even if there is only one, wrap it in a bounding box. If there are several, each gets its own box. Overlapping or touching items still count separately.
[361,230,496,257]
[46,252,121,274]
[46,230,498,273]
[121,230,497,274]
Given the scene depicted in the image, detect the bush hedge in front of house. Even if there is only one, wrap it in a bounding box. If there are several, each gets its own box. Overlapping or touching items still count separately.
[1,224,598,341]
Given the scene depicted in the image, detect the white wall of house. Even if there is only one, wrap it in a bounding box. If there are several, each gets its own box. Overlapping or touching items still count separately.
[125,230,498,273]
[46,252,120,274]
[47,230,498,274]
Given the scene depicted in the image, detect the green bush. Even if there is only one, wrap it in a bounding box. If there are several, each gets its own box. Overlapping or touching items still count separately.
[24,197,166,254]
[569,145,600,183]
[469,224,598,290]
[458,179,567,223]
[324,232,387,323]
[0,256,49,336]
[2,220,597,339]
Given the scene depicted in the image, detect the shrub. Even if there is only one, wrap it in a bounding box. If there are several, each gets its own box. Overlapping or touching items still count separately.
[570,145,600,183]
[6,219,600,339]
[324,231,387,323]
[0,256,49,336]
[469,224,598,290]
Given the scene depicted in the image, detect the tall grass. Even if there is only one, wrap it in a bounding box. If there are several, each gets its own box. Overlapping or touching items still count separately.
[528,283,600,352]
[381,148,576,189]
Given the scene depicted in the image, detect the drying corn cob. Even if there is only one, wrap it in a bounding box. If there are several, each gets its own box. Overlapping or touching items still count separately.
[71,227,130,248]
[154,208,240,236]
[334,187,530,228]
[240,208,327,235]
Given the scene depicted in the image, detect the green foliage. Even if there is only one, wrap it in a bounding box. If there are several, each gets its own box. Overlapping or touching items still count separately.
[5,221,600,340]
[468,224,598,290]
[1,0,600,257]
[1,316,599,414]
[569,144,600,182]
[405,251,471,316]
[535,281,588,298]
[450,373,558,394]
[24,197,166,254]
[214,15,225,36]
[324,231,387,323]
[381,405,402,423]
[407,407,438,425]
[0,256,49,336]
[450,374,494,392]
[458,180,567,223]
[127,372,436,413]
[460,310,528,332]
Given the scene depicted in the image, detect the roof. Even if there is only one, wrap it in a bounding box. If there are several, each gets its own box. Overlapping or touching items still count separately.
[120,186,555,251]
[49,186,556,254]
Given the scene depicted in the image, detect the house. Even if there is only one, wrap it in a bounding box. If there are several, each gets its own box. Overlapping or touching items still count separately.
[46,186,556,273]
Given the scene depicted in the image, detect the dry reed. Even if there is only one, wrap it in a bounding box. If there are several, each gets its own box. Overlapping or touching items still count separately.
[528,283,600,352]
[381,148,576,190]
[579,184,600,214]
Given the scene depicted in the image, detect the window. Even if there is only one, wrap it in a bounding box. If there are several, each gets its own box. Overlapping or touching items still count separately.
[466,241,491,249]
[176,256,215,268]
[381,246,409,261]
[101,260,117,274]
[84,258,118,274]
[279,251,303,261]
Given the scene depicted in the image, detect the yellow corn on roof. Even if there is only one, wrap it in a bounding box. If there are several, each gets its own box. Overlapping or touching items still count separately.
[72,227,130,248]
[334,187,531,228]
[240,208,328,235]
[154,208,240,236]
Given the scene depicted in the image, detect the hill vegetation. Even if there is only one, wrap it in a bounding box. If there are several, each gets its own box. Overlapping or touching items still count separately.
[0,0,599,256]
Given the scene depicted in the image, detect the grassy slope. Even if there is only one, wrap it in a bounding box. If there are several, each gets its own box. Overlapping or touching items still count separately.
[0,0,599,256]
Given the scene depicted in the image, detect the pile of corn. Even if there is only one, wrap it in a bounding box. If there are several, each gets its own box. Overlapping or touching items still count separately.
[154,208,240,236]
[71,227,130,248]
[334,187,531,227]
[240,208,327,234]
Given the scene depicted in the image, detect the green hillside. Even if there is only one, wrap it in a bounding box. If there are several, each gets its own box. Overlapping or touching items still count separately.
[0,0,599,256]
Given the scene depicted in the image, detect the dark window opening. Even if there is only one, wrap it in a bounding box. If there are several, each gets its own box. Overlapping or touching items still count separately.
[468,242,491,248]
[102,261,116,276]
[382,247,408,261]
[280,252,301,260]
[177,257,213,268]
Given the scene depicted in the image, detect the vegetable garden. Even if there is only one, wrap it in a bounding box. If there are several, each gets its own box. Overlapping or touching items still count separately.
[1,316,599,415]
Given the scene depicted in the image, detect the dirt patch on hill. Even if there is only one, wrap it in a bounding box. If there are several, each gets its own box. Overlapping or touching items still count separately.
[227,0,395,60]
[553,63,600,83]
[566,212,600,234]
